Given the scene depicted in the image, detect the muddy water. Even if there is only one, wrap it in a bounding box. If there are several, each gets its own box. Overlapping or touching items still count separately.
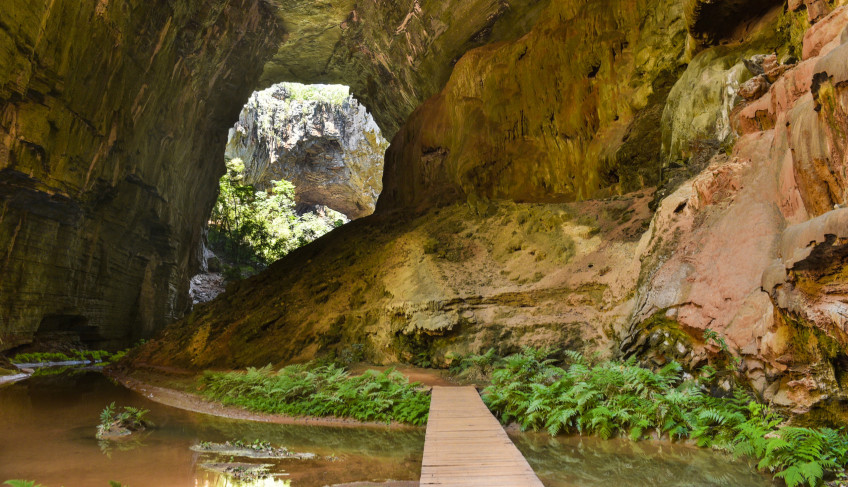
[512,431,778,487]
[1,371,778,487]
[0,371,424,487]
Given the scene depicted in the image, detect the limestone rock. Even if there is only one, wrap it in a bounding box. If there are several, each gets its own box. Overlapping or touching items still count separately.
[131,195,654,370]
[225,84,387,219]
[0,0,283,350]
[259,0,553,138]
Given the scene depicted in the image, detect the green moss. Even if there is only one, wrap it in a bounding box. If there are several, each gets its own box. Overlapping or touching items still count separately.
[782,312,845,362]
[775,7,809,61]
[637,311,691,344]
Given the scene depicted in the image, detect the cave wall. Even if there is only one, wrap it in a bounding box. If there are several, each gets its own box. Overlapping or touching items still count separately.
[0,0,551,350]
[259,0,554,137]
[0,0,282,349]
[378,0,689,210]
[5,0,848,419]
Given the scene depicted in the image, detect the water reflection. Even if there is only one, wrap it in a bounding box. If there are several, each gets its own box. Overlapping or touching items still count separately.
[195,471,291,487]
[0,372,423,487]
[511,431,777,487]
[0,371,779,487]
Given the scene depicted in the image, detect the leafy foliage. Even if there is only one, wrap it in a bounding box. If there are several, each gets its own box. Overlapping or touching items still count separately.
[209,158,345,270]
[12,349,122,365]
[483,348,848,487]
[200,363,430,426]
[449,348,500,380]
[279,82,351,105]
[97,402,152,439]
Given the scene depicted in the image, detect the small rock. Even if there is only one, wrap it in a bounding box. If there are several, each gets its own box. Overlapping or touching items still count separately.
[805,0,831,23]
[761,54,779,74]
[757,53,794,83]
[763,379,781,402]
[743,55,765,76]
[739,75,770,100]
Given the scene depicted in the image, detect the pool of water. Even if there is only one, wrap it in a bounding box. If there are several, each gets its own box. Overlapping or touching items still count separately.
[512,431,777,487]
[0,371,424,487]
[0,371,778,487]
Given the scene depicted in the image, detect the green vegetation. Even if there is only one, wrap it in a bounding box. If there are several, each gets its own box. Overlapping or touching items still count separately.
[478,348,848,487]
[200,363,430,426]
[96,402,153,439]
[281,82,350,105]
[11,349,122,365]
[209,158,345,272]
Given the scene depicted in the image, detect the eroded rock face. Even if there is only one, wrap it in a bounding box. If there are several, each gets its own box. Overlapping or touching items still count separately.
[225,84,387,219]
[132,194,654,370]
[0,0,283,350]
[379,0,689,209]
[623,6,848,419]
[5,0,848,420]
[258,0,554,137]
[684,0,785,47]
[134,0,848,421]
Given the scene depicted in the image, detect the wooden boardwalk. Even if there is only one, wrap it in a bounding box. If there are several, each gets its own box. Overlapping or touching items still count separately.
[420,386,545,486]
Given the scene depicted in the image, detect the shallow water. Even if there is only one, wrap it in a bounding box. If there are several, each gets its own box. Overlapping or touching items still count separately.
[512,431,778,487]
[0,371,424,487]
[1,371,778,487]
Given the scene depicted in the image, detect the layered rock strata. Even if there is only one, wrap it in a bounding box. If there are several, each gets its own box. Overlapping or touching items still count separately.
[0,0,282,350]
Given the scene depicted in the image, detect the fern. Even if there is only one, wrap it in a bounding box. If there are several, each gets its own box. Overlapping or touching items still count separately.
[481,348,848,486]
[200,362,430,425]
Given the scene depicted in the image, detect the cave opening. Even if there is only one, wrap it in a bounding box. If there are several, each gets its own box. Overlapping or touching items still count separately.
[31,314,102,349]
[190,82,389,304]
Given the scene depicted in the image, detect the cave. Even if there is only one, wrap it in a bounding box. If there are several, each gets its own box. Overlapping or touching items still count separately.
[3,0,848,484]
[35,314,100,345]
[191,81,387,303]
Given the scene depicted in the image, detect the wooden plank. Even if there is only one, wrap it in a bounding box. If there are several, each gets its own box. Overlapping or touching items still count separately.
[420,386,544,487]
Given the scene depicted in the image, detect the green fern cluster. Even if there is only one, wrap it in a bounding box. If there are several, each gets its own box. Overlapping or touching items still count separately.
[200,363,430,426]
[449,348,500,379]
[483,348,848,487]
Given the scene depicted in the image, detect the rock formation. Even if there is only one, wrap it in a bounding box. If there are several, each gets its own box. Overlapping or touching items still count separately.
[623,4,848,420]
[3,0,848,419]
[225,83,387,219]
[0,0,547,350]
[133,194,654,372]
